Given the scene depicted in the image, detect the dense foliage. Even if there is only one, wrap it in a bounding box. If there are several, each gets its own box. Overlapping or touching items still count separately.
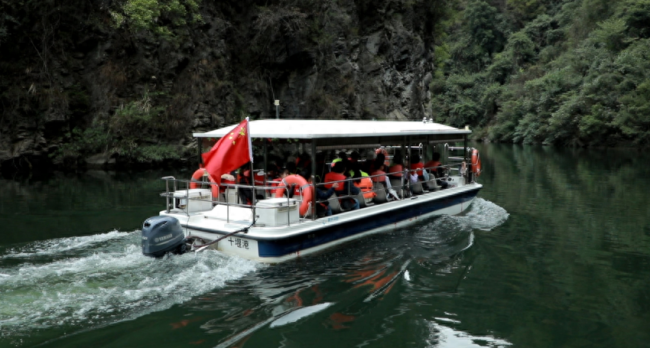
[431,0,650,146]
[2,0,649,172]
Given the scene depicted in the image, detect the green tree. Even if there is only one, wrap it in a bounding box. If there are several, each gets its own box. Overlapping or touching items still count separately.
[110,0,201,38]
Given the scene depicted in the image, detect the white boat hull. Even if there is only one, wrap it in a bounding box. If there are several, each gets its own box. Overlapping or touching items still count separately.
[162,182,482,263]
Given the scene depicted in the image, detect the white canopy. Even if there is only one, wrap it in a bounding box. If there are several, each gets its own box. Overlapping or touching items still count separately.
[193,119,470,139]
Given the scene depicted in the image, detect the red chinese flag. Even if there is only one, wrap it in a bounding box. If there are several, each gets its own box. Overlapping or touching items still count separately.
[202,118,253,186]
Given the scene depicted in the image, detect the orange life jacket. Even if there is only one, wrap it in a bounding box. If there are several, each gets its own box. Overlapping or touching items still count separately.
[269,178,284,196]
[424,161,443,178]
[388,164,403,177]
[410,162,424,175]
[254,172,266,186]
[371,170,387,182]
[424,161,441,171]
[324,172,347,192]
[354,177,376,198]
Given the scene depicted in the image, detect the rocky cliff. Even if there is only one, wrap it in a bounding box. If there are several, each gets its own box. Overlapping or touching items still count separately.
[0,0,444,171]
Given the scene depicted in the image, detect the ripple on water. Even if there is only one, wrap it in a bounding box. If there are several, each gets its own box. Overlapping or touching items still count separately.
[0,231,260,340]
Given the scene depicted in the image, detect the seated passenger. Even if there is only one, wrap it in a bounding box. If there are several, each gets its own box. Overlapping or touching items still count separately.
[315,152,329,183]
[265,164,282,196]
[354,169,376,200]
[409,154,429,190]
[309,177,338,217]
[368,152,383,173]
[278,169,302,198]
[237,164,253,204]
[375,147,390,166]
[388,154,404,180]
[324,162,360,211]
[285,161,298,175]
[331,151,348,171]
[424,152,449,189]
[370,160,392,189]
[297,152,312,179]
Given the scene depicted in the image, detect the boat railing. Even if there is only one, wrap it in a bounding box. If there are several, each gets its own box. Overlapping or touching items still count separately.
[160,176,298,225]
[160,161,468,224]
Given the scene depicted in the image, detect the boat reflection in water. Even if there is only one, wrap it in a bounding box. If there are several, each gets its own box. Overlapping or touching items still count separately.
[199,198,509,347]
[426,319,512,347]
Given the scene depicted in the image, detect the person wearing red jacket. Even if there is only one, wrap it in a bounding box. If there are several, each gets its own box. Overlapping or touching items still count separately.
[324,162,360,211]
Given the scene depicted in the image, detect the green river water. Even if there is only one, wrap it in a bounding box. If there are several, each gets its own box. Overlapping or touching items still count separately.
[1,144,649,348]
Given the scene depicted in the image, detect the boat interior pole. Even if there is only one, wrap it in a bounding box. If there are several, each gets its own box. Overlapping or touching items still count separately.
[197,138,203,166]
[464,135,471,183]
[250,161,256,209]
[311,140,317,221]
[406,136,411,193]
[401,137,406,195]
[263,140,268,190]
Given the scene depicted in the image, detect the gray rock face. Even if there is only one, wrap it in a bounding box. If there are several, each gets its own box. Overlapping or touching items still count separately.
[0,0,438,169]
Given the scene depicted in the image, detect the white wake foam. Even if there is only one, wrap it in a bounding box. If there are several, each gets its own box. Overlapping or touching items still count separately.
[0,230,130,259]
[0,232,260,338]
[454,198,509,231]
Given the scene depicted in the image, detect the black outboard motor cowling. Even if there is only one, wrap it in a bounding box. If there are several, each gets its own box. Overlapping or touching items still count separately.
[142,216,186,257]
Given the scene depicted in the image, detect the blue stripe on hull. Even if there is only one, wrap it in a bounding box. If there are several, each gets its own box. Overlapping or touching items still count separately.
[257,189,479,258]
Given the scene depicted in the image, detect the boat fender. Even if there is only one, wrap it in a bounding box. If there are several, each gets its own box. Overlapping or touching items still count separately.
[189,168,219,198]
[275,175,313,216]
[141,216,186,258]
[471,149,482,177]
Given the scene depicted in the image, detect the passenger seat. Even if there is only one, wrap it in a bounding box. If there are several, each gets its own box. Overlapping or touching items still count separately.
[411,181,424,195]
[373,183,388,203]
[328,193,342,214]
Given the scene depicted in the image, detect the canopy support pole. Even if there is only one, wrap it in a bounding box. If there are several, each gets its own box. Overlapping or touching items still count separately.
[407,136,411,194]
[311,140,317,220]
[250,161,256,208]
[464,135,471,183]
[401,137,406,197]
[263,140,268,193]
[197,138,203,166]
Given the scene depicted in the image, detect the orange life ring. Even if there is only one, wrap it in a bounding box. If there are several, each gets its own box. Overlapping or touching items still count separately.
[275,175,313,216]
[189,168,219,198]
[471,149,481,177]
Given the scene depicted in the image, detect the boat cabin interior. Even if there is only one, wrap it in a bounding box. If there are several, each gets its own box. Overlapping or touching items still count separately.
[161,119,478,227]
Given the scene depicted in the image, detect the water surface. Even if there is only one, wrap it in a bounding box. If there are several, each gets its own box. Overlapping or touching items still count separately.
[1,145,649,347]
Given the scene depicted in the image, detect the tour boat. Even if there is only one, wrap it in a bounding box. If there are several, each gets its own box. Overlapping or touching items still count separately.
[141,119,482,263]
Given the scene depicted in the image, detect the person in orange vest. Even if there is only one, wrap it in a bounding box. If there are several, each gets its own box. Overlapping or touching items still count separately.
[370,159,390,187]
[388,153,404,180]
[353,170,376,200]
[324,162,360,211]
[409,153,430,190]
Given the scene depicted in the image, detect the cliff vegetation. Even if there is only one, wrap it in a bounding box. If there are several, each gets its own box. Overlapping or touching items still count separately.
[0,0,648,172]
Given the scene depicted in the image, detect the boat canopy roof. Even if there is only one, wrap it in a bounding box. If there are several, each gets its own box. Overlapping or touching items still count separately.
[194,120,470,146]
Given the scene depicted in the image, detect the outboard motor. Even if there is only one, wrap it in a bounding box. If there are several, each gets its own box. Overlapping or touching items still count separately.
[141,216,187,257]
